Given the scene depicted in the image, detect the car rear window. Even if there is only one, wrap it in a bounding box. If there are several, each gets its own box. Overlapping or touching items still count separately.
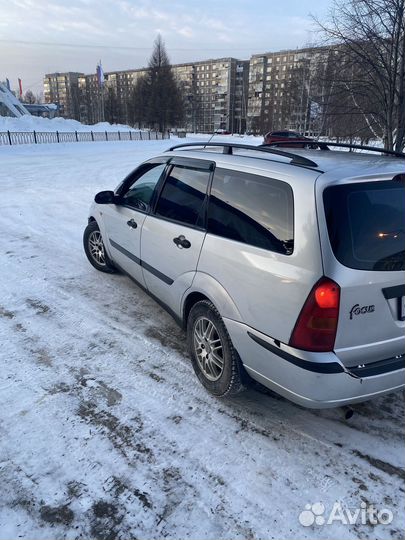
[323,178,405,271]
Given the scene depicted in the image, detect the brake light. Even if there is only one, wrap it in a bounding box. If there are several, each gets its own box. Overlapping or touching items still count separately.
[289,277,340,352]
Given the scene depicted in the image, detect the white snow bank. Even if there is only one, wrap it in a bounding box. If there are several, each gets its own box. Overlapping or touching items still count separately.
[0,115,139,133]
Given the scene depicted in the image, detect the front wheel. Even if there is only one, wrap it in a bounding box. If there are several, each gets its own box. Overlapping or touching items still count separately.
[187,300,245,397]
[83,221,117,273]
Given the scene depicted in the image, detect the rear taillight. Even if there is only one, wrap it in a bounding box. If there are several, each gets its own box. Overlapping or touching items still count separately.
[289,277,340,352]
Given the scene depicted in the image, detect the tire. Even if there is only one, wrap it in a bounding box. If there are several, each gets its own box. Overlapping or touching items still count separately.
[83,221,117,273]
[187,300,245,397]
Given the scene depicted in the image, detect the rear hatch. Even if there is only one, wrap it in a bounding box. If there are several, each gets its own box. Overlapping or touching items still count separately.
[322,175,405,368]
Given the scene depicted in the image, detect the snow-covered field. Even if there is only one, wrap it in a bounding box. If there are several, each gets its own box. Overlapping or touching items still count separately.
[0,136,403,540]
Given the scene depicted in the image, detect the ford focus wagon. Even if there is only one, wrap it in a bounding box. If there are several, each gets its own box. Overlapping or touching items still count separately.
[83,142,405,408]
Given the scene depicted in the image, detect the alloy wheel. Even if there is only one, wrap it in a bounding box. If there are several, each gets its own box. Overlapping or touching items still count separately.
[88,230,106,266]
[193,316,224,381]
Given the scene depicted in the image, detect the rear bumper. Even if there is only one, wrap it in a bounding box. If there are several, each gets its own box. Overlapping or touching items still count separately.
[224,319,405,408]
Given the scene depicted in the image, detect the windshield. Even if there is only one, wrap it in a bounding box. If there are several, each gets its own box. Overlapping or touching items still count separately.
[323,178,405,271]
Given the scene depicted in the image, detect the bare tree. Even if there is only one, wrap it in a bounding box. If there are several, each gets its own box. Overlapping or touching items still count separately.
[313,0,405,151]
[23,90,37,104]
[309,48,378,141]
[178,75,200,132]
[104,86,120,125]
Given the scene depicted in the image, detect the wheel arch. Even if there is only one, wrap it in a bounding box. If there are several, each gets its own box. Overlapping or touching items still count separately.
[183,292,209,328]
[181,272,242,328]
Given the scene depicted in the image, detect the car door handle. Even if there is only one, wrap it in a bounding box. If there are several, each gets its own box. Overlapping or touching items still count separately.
[127,219,137,229]
[173,235,191,249]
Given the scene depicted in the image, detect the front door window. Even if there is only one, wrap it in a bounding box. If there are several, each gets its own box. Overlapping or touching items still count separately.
[121,163,167,212]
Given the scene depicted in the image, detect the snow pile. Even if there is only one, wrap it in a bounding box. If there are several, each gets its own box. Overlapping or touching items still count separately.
[0,115,139,133]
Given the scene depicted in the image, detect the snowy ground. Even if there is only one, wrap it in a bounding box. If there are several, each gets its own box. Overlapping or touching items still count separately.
[0,136,404,540]
[0,115,140,133]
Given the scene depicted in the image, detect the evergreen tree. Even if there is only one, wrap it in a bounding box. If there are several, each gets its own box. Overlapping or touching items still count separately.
[130,35,184,131]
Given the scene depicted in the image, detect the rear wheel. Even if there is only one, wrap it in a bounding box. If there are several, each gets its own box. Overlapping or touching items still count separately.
[187,300,244,397]
[83,221,117,273]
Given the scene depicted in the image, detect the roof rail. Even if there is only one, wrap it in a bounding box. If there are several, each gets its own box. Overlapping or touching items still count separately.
[166,142,319,168]
[266,140,405,158]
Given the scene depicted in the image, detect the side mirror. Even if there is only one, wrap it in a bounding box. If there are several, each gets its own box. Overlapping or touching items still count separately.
[94,190,116,204]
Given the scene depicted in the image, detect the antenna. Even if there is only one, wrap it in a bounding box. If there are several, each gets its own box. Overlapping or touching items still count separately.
[204,131,216,148]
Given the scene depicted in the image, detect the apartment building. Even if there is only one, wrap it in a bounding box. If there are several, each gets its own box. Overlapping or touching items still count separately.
[247,47,330,134]
[172,58,249,133]
[43,72,84,119]
[78,68,149,125]
[43,46,331,134]
[44,58,249,132]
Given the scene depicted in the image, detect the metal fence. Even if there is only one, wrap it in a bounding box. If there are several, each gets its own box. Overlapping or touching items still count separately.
[0,129,168,146]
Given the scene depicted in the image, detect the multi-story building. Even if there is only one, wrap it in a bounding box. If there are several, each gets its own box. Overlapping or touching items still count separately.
[45,59,249,133]
[43,72,84,120]
[172,58,249,133]
[43,47,332,134]
[233,60,250,133]
[171,62,197,131]
[106,68,148,125]
[78,68,149,125]
[247,47,330,134]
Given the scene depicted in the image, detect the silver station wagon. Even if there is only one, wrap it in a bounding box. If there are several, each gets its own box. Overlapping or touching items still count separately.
[84,142,405,408]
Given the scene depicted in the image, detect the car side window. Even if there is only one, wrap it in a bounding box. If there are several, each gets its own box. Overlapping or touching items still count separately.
[121,163,166,212]
[207,168,294,255]
[154,165,211,227]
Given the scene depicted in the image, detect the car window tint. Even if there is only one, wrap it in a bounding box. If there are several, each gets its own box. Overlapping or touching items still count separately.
[122,163,166,212]
[155,165,210,226]
[208,168,294,255]
[324,179,405,271]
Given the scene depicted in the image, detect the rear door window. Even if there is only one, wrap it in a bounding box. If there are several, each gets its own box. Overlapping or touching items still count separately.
[207,168,294,255]
[323,178,405,271]
[154,165,211,227]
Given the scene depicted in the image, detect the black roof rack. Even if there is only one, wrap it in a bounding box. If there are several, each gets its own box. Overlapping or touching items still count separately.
[265,140,405,158]
[166,142,319,168]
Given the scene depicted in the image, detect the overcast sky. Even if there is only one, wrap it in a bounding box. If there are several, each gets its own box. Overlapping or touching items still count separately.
[0,0,334,95]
